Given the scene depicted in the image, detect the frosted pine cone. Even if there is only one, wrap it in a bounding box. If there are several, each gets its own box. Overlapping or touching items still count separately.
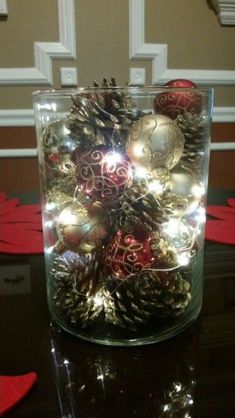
[51,251,102,328]
[104,271,191,331]
[68,85,145,149]
[176,111,206,168]
[68,95,119,147]
[116,179,167,234]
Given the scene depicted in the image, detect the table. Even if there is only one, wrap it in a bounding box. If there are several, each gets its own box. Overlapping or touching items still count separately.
[1,189,235,418]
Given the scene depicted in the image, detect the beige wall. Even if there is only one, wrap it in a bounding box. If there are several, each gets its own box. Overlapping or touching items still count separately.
[0,0,235,192]
[0,0,235,109]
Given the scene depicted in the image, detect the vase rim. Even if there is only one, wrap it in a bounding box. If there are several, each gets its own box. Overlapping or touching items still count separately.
[32,85,214,98]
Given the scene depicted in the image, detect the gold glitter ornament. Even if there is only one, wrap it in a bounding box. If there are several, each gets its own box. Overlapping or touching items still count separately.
[127,114,185,171]
[56,201,110,253]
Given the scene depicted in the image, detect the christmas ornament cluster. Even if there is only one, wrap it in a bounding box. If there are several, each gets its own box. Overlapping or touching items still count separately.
[41,79,207,335]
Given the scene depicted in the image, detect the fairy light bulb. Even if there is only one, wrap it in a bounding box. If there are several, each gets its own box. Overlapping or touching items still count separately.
[191,183,205,199]
[103,151,122,167]
[147,179,164,195]
[134,166,148,180]
[195,206,206,224]
[162,218,180,237]
[93,294,104,307]
[177,252,191,266]
[45,202,56,211]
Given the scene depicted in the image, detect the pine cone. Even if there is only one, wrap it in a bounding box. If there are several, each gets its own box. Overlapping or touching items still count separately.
[68,85,145,149]
[68,95,119,147]
[104,271,191,331]
[116,179,167,234]
[176,111,206,168]
[93,78,144,125]
[51,251,103,328]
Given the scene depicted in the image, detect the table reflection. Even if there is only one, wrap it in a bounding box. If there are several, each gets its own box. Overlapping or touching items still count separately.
[50,321,199,418]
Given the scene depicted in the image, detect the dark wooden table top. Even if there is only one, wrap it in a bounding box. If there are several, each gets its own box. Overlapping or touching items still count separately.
[1,189,235,418]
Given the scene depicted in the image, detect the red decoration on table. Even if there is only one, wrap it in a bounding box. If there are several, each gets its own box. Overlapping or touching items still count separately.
[0,192,43,254]
[0,372,37,416]
[153,79,202,119]
[205,198,235,245]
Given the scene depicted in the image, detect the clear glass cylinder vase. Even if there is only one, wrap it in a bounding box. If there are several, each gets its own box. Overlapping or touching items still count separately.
[33,86,213,346]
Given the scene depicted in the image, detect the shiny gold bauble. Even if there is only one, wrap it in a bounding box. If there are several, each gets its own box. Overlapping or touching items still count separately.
[169,166,204,215]
[57,154,75,177]
[56,201,110,253]
[43,119,82,154]
[127,114,185,171]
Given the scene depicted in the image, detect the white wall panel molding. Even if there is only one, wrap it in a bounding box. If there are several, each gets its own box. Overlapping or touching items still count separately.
[0,0,76,85]
[129,0,235,86]
[1,142,235,159]
[0,149,37,158]
[212,107,235,122]
[0,110,34,126]
[0,0,8,16]
[211,0,235,25]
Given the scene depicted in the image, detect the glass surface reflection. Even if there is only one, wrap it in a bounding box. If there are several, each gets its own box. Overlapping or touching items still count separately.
[50,322,198,418]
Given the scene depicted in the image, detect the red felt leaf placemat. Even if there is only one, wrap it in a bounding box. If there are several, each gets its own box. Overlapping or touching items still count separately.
[1,192,234,252]
[0,192,43,254]
[0,372,37,416]
[205,198,235,245]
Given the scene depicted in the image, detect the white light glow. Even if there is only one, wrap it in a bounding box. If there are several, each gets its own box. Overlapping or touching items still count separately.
[175,382,182,392]
[191,184,205,199]
[93,295,104,307]
[148,180,164,195]
[177,252,190,266]
[58,208,74,225]
[45,202,56,211]
[45,220,54,228]
[46,245,54,254]
[97,373,104,381]
[133,144,144,158]
[134,166,148,179]
[195,207,206,224]
[63,125,70,135]
[103,151,121,167]
[163,404,170,412]
[163,218,180,236]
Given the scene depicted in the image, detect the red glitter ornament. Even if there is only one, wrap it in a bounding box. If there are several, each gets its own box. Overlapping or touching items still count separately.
[153,79,202,119]
[74,146,133,204]
[105,230,155,279]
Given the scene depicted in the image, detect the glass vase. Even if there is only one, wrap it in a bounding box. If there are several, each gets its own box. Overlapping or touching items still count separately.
[33,85,213,346]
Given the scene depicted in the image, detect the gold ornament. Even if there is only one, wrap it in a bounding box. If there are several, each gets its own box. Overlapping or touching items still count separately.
[57,154,75,177]
[56,201,110,253]
[46,187,74,213]
[169,165,204,215]
[43,119,82,154]
[127,114,185,171]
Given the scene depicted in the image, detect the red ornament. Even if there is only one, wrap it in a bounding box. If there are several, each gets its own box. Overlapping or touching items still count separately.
[105,230,155,279]
[153,79,202,119]
[74,146,133,204]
